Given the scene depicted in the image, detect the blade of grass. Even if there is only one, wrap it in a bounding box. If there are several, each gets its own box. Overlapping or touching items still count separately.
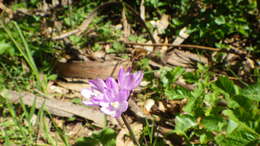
[38,104,57,145]
[1,129,12,145]
[50,116,70,146]
[5,101,28,142]
[0,20,47,92]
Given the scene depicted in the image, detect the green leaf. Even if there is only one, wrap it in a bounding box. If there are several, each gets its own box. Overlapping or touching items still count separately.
[174,115,197,135]
[71,98,81,104]
[240,83,260,101]
[199,133,210,144]
[47,74,57,81]
[165,86,190,100]
[0,41,12,55]
[215,16,226,25]
[223,110,259,135]
[75,128,116,146]
[216,127,259,146]
[227,119,239,133]
[215,76,239,95]
[215,110,259,146]
[201,116,223,132]
[183,71,200,84]
[108,42,125,53]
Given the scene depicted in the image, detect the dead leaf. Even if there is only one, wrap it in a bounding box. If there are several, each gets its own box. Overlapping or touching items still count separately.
[49,84,69,94]
[165,49,208,68]
[144,99,155,114]
[157,14,170,34]
[172,27,189,45]
[140,0,145,20]
[158,101,166,112]
[116,122,143,146]
[122,6,131,41]
[55,81,90,92]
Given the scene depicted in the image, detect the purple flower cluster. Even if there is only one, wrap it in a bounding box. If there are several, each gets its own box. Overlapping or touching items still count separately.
[81,68,143,118]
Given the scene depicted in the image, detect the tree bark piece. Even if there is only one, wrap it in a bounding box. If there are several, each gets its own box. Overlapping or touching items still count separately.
[54,60,131,79]
[0,89,106,127]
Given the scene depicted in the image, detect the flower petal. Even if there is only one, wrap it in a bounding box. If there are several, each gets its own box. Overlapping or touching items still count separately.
[105,77,119,91]
[81,88,92,99]
[81,88,104,106]
[89,79,107,92]
[100,100,128,118]
[118,68,143,90]
[118,89,130,101]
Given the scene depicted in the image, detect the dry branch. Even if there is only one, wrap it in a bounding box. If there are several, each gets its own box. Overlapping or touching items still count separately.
[0,89,106,127]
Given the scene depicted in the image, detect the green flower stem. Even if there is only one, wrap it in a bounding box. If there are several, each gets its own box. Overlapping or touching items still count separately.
[121,113,140,146]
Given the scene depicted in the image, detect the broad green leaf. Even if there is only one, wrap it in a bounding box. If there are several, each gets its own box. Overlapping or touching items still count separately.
[199,133,211,144]
[215,76,239,95]
[215,16,226,25]
[183,98,196,113]
[174,115,197,135]
[201,116,223,132]
[227,120,239,133]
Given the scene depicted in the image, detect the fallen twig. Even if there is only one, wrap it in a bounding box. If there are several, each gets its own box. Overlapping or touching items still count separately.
[124,42,220,51]
[52,1,156,44]
[52,1,120,40]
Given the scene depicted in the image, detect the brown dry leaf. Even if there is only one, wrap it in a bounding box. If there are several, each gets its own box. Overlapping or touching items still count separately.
[144,99,155,114]
[150,14,170,42]
[160,38,169,56]
[116,122,143,146]
[144,41,154,52]
[55,81,90,92]
[122,6,131,41]
[92,50,106,59]
[52,117,64,129]
[66,123,90,144]
[157,14,170,34]
[140,0,145,20]
[158,101,166,112]
[49,84,69,94]
[166,99,188,114]
[0,2,13,18]
[172,27,190,45]
[165,49,208,68]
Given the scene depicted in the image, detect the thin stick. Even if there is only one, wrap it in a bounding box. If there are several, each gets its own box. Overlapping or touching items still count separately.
[121,114,140,146]
[124,42,220,51]
[116,118,124,128]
